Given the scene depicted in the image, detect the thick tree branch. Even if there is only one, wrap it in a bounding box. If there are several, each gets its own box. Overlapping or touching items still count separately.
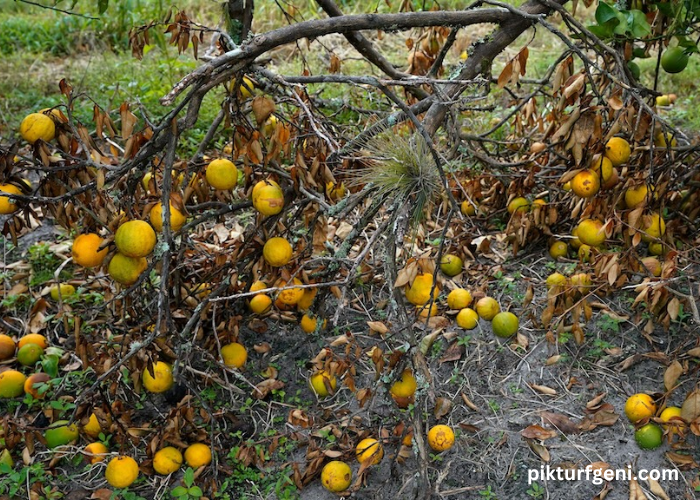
[421,0,569,135]
[162,8,509,104]
[314,0,429,100]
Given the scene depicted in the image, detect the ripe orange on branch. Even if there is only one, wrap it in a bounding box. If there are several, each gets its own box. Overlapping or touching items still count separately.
[115,220,157,258]
[206,158,238,190]
[605,137,631,166]
[576,219,606,247]
[571,169,600,198]
[72,233,108,268]
[19,113,55,144]
[0,184,22,214]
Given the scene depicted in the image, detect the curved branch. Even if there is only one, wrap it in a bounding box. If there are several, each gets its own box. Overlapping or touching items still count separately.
[421,0,569,135]
[162,8,510,105]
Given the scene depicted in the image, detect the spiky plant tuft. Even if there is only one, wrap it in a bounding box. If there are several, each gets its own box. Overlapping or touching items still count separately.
[354,133,441,223]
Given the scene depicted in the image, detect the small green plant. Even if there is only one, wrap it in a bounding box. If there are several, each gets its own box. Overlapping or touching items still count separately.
[28,242,67,286]
[597,313,620,333]
[527,482,545,499]
[171,468,203,500]
[479,485,498,499]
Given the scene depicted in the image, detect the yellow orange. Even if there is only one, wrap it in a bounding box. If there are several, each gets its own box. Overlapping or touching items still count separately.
[19,113,56,144]
[427,425,455,452]
[149,202,187,232]
[263,237,293,267]
[571,169,600,198]
[142,361,174,393]
[221,342,247,368]
[0,184,22,214]
[115,220,157,258]
[72,233,108,268]
[605,137,631,166]
[105,456,139,488]
[206,158,238,190]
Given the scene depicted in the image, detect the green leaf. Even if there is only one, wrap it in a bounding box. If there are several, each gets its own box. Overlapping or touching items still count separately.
[595,2,618,24]
[612,14,628,35]
[97,0,109,14]
[170,486,188,498]
[629,10,651,37]
[183,467,195,487]
[188,486,203,496]
[587,23,614,39]
[41,355,59,378]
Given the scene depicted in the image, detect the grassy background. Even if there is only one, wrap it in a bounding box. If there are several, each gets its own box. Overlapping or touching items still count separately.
[1,0,699,147]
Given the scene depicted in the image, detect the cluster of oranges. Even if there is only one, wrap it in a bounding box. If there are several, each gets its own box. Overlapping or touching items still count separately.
[319,424,455,493]
[405,268,520,338]
[624,393,685,451]
[0,333,51,400]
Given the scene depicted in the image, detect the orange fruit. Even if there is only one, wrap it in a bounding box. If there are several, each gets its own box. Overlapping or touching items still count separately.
[591,155,613,182]
[184,443,212,468]
[263,237,293,267]
[105,456,139,488]
[456,308,479,329]
[390,369,417,403]
[83,442,108,464]
[0,184,22,214]
[660,406,682,426]
[625,393,656,423]
[549,241,568,260]
[440,254,463,277]
[276,278,304,306]
[49,283,75,301]
[82,413,104,439]
[0,335,16,361]
[648,242,664,256]
[545,272,567,290]
[0,370,27,398]
[252,180,284,216]
[447,289,472,310]
[149,202,187,232]
[417,303,438,318]
[72,233,108,268]
[654,132,677,148]
[238,76,255,99]
[570,273,592,293]
[321,460,352,492]
[624,184,650,209]
[142,361,174,393]
[17,343,43,366]
[491,311,519,338]
[296,287,317,311]
[475,297,500,321]
[639,212,665,242]
[18,334,47,350]
[578,244,592,262]
[300,314,326,333]
[44,420,79,448]
[427,424,455,452]
[108,253,148,286]
[24,372,50,399]
[206,158,238,190]
[405,273,438,306]
[115,220,157,258]
[310,370,337,397]
[605,137,631,166]
[19,113,56,144]
[325,181,347,202]
[356,438,383,465]
[507,197,529,214]
[634,423,663,450]
[262,115,279,137]
[248,280,272,314]
[571,169,600,198]
[153,446,183,475]
[460,200,476,216]
[576,219,606,247]
[221,342,247,368]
